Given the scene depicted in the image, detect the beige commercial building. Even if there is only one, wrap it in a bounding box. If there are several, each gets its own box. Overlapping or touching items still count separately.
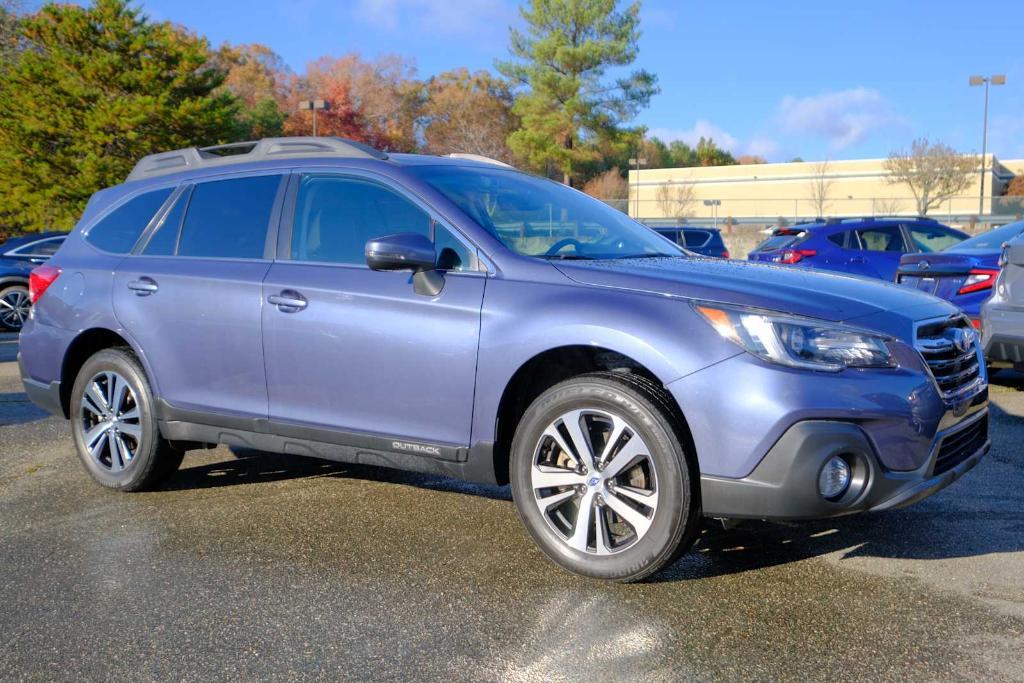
[628,156,1024,226]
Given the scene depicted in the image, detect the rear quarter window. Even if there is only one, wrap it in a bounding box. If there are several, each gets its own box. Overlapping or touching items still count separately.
[85,188,173,254]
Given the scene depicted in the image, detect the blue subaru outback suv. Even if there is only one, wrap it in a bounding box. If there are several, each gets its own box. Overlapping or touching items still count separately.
[19,138,990,581]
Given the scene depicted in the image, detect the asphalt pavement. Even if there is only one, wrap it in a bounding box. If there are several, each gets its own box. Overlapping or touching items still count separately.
[1,331,1023,681]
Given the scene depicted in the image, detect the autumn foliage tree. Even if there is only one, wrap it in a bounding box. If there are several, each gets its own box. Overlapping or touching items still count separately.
[219,43,290,138]
[581,167,628,202]
[422,69,517,162]
[284,54,423,152]
[0,0,244,230]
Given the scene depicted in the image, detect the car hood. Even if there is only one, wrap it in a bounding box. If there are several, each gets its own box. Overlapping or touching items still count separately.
[552,256,954,324]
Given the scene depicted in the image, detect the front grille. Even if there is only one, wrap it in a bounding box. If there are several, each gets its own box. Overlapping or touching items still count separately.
[916,317,983,398]
[933,414,988,475]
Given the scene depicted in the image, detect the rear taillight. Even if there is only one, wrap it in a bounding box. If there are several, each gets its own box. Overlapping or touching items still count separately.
[28,264,61,303]
[774,249,817,265]
[722,250,730,259]
[957,268,1000,295]
[971,318,982,330]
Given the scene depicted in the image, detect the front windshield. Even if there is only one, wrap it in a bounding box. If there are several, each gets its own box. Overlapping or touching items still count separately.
[948,221,1024,251]
[410,166,684,260]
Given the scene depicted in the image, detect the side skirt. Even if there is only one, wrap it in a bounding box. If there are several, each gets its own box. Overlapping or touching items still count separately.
[154,400,498,485]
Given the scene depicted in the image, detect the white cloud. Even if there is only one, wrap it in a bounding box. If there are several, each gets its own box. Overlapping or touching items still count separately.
[352,0,514,35]
[776,88,901,149]
[745,137,781,159]
[648,120,739,150]
[648,122,782,160]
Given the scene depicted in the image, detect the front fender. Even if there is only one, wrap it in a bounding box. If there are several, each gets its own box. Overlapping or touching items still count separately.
[471,277,737,443]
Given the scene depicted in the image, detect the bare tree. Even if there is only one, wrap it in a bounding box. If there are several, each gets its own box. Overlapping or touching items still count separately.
[656,182,697,219]
[805,160,834,218]
[872,197,905,216]
[884,138,976,216]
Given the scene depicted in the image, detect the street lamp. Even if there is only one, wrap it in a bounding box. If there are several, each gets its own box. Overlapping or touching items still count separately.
[628,156,647,218]
[298,99,330,137]
[703,199,721,229]
[969,74,1006,216]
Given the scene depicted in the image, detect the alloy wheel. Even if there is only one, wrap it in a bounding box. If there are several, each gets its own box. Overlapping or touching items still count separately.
[0,289,30,329]
[79,371,143,472]
[531,408,659,555]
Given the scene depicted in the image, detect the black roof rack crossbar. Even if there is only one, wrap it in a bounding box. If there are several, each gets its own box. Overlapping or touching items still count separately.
[126,136,388,181]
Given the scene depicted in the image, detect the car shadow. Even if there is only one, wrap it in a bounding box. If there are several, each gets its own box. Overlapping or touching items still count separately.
[160,447,513,502]
[0,392,50,426]
[0,333,19,363]
[159,399,1024,579]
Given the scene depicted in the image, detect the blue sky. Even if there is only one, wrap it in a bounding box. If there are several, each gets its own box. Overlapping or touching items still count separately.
[132,0,1024,162]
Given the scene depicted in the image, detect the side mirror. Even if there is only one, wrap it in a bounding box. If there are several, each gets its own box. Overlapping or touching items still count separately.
[365,232,444,296]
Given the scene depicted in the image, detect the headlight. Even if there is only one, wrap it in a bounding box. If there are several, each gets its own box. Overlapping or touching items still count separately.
[694,303,896,372]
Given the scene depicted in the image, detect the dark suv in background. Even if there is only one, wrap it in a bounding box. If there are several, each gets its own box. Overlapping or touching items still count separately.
[18,137,989,582]
[749,217,968,281]
[0,231,66,330]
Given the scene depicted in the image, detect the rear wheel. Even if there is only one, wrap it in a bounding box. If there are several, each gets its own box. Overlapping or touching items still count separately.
[0,284,31,331]
[70,348,183,491]
[510,373,701,582]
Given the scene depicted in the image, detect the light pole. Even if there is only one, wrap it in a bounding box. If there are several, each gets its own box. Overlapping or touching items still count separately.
[703,199,721,229]
[969,74,1006,216]
[298,99,330,136]
[628,156,647,218]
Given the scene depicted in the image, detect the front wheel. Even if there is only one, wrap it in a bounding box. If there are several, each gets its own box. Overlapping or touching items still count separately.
[70,348,183,491]
[510,373,701,582]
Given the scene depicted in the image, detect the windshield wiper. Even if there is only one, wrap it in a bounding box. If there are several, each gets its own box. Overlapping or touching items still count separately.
[616,253,676,260]
[537,254,594,260]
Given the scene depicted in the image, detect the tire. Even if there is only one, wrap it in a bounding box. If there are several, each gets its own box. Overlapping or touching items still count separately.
[70,348,184,491]
[510,372,702,582]
[0,284,31,331]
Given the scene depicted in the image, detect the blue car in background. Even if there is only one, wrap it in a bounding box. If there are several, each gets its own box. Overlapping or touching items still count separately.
[748,217,969,281]
[0,231,67,330]
[896,220,1024,325]
[652,225,729,258]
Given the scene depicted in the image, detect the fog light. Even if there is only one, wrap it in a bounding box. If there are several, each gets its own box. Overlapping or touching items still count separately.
[819,456,851,500]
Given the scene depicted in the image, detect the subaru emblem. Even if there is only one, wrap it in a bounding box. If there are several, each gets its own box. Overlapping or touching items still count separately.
[918,260,930,271]
[587,476,600,487]
[949,328,972,354]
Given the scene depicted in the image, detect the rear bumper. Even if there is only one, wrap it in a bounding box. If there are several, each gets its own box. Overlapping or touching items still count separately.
[982,304,1024,365]
[700,410,989,520]
[18,352,63,416]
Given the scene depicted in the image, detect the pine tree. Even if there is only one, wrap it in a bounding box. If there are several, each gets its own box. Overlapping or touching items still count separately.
[497,0,657,185]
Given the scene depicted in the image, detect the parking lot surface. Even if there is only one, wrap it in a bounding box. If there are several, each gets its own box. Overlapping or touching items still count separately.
[1,332,1023,681]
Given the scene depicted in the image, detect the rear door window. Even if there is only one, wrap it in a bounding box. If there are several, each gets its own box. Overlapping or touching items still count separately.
[142,188,190,256]
[856,226,906,252]
[177,175,282,259]
[827,230,861,249]
[86,188,173,254]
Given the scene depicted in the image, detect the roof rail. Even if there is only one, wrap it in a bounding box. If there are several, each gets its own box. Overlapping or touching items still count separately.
[862,215,935,222]
[445,153,513,168]
[126,137,388,181]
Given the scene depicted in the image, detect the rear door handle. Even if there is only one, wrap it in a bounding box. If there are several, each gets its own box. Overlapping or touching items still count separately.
[268,290,307,312]
[127,277,158,296]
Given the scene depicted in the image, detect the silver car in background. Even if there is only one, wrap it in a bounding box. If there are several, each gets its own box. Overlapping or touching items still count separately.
[982,234,1024,371]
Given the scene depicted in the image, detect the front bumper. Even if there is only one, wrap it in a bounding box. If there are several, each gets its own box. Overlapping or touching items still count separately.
[700,410,990,520]
[18,352,63,416]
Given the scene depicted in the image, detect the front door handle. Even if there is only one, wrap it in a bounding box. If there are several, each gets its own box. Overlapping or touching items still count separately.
[268,290,307,312]
[127,277,158,296]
